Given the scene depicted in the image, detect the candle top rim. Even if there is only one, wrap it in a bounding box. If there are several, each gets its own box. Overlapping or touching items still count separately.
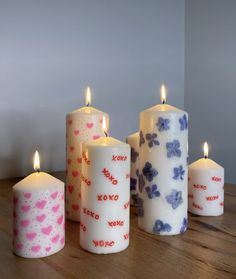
[67,106,106,115]
[13,172,64,191]
[83,136,129,148]
[189,158,224,170]
[141,103,187,114]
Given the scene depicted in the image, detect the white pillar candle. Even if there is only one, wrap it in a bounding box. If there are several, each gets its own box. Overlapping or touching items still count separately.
[188,142,224,216]
[126,132,139,206]
[13,151,65,258]
[138,85,188,235]
[66,87,108,222]
[80,119,130,254]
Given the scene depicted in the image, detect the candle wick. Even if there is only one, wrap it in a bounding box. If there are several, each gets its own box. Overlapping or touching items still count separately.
[86,103,90,107]
[35,168,40,173]
[104,131,108,137]
[204,155,208,159]
[162,100,165,104]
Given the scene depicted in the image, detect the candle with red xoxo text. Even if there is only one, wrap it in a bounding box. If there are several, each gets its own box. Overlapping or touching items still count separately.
[66,87,109,222]
[80,118,130,254]
[126,132,139,206]
[188,142,224,216]
[13,151,65,258]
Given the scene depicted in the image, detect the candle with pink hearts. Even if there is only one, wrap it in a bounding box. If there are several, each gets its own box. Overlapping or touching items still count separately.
[13,151,65,258]
[66,87,109,222]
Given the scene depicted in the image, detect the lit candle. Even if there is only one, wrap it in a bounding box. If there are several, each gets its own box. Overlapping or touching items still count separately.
[126,132,139,206]
[188,142,224,216]
[80,117,130,254]
[13,151,65,258]
[138,84,188,235]
[66,87,109,222]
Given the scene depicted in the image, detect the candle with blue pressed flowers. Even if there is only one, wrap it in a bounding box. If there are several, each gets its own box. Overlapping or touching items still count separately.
[188,142,224,216]
[126,132,139,206]
[138,84,188,235]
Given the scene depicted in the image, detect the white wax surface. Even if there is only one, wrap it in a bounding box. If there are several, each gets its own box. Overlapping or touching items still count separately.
[188,158,224,216]
[13,172,65,258]
[80,136,130,254]
[126,132,139,206]
[138,103,188,235]
[66,106,108,222]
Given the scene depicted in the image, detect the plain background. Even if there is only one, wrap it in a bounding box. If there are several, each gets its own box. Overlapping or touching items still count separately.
[0,0,234,183]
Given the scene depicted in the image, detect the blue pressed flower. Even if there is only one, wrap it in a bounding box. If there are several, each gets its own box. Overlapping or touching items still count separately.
[179,114,188,131]
[139,174,145,193]
[173,165,185,180]
[166,189,183,209]
[153,220,172,234]
[131,147,139,163]
[131,193,139,206]
[130,177,137,191]
[145,133,160,148]
[180,217,188,234]
[166,140,181,158]
[137,197,144,217]
[145,184,161,199]
[139,131,145,147]
[156,117,170,132]
[142,162,158,182]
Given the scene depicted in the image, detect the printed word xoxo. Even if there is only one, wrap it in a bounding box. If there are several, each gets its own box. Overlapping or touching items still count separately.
[206,195,219,201]
[102,168,118,185]
[124,201,130,209]
[192,202,203,210]
[212,176,222,182]
[82,152,90,165]
[97,194,119,201]
[108,220,124,227]
[193,184,207,190]
[92,240,115,247]
[112,155,127,161]
[80,173,91,186]
[124,233,129,240]
[188,194,193,199]
[80,222,87,232]
[83,208,99,220]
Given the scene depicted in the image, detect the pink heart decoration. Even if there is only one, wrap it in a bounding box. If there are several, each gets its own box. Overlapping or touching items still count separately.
[69,146,74,152]
[86,122,94,129]
[52,204,60,213]
[24,192,31,199]
[26,232,37,240]
[45,246,51,252]
[72,204,79,211]
[60,236,65,245]
[68,185,74,194]
[21,219,30,228]
[51,191,58,200]
[57,214,63,225]
[68,119,73,125]
[67,159,72,165]
[36,200,46,209]
[36,214,46,222]
[21,205,31,213]
[74,129,80,136]
[93,134,100,140]
[16,243,23,250]
[31,245,41,252]
[41,225,52,235]
[72,171,79,177]
[77,158,82,164]
[51,234,60,244]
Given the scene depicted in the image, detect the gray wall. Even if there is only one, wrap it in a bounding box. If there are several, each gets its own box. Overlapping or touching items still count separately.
[185,0,236,183]
[0,0,185,178]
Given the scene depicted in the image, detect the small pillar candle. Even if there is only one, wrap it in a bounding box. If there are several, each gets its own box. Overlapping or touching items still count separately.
[66,87,108,222]
[188,142,224,216]
[138,85,188,235]
[80,118,130,254]
[126,132,139,206]
[13,151,65,258]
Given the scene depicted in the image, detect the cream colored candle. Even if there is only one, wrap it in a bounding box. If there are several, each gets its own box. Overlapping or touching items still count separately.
[66,87,108,222]
[126,132,139,206]
[138,85,188,235]
[80,118,130,254]
[188,142,224,216]
[13,151,65,258]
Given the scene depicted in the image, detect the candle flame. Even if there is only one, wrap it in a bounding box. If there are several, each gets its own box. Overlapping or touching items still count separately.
[160,84,166,104]
[102,116,108,137]
[85,86,91,106]
[203,142,208,159]
[34,150,40,172]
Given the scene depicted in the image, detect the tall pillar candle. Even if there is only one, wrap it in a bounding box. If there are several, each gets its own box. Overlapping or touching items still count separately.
[188,142,224,216]
[80,124,130,254]
[66,87,108,222]
[13,151,65,258]
[126,132,139,206]
[138,85,188,235]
